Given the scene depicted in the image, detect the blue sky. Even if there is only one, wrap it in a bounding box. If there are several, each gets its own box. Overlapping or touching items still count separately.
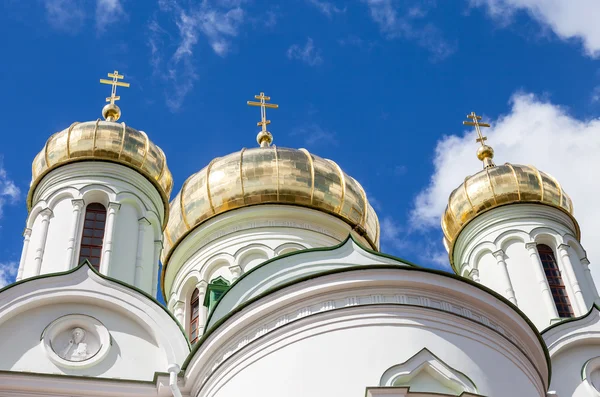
[2,0,600,289]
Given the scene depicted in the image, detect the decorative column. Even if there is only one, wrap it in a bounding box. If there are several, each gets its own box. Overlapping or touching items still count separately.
[152,240,163,298]
[134,217,151,288]
[173,300,185,325]
[33,208,53,276]
[229,265,243,282]
[469,268,480,283]
[100,202,120,275]
[525,242,559,319]
[65,199,84,269]
[581,257,600,303]
[557,244,587,314]
[492,250,518,305]
[16,228,32,281]
[196,280,209,334]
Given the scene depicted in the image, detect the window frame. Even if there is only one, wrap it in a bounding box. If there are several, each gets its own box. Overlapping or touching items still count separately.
[537,243,574,318]
[189,288,201,344]
[78,203,107,271]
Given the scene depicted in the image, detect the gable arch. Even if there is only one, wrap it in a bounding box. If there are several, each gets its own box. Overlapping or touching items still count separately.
[80,185,115,207]
[494,229,530,252]
[27,200,50,229]
[46,188,80,210]
[274,242,306,256]
[466,241,497,271]
[235,244,272,272]
[530,227,562,248]
[201,254,234,284]
[379,348,477,395]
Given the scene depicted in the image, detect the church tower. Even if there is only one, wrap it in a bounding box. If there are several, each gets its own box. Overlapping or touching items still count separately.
[16,71,172,296]
[161,92,379,342]
[442,112,599,330]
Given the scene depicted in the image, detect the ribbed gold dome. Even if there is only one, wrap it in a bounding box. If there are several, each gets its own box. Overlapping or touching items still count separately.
[162,146,380,263]
[28,120,173,228]
[442,163,578,267]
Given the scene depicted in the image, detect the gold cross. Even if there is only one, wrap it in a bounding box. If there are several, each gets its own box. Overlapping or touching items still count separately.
[247,92,279,132]
[463,111,490,147]
[100,70,130,105]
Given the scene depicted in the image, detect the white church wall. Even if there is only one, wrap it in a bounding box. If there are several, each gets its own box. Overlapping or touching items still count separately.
[199,319,541,397]
[0,302,165,380]
[19,162,165,295]
[111,202,140,284]
[476,250,503,295]
[0,266,190,384]
[550,344,600,397]
[41,198,72,273]
[504,239,550,327]
[21,214,44,279]
[185,267,548,397]
[163,205,364,302]
[454,204,594,330]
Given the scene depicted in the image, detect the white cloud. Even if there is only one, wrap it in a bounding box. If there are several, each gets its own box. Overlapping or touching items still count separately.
[287,38,323,66]
[362,0,455,60]
[307,0,345,17]
[412,92,600,269]
[95,0,127,33]
[291,123,338,146]
[149,0,245,111]
[0,262,18,288]
[469,0,600,58]
[0,162,20,220]
[43,0,86,32]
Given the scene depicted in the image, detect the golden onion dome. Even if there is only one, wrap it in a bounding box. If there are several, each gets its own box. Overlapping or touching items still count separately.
[442,163,578,268]
[28,120,173,228]
[162,146,380,263]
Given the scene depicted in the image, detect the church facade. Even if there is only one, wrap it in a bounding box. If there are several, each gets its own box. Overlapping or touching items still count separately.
[0,74,598,397]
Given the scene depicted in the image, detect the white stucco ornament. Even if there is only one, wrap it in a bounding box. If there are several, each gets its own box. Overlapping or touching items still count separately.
[42,314,110,368]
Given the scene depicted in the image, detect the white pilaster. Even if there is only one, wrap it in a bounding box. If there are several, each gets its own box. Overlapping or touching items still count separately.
[16,228,32,281]
[100,202,120,275]
[525,242,559,319]
[492,249,518,305]
[469,268,480,283]
[174,300,185,325]
[33,209,53,276]
[134,217,151,288]
[196,280,208,334]
[65,199,84,269]
[581,257,600,303]
[152,240,163,298]
[229,265,242,282]
[557,244,587,314]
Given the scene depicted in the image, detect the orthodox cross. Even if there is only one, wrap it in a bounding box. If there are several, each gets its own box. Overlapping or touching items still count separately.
[463,111,490,147]
[100,70,130,105]
[247,92,279,132]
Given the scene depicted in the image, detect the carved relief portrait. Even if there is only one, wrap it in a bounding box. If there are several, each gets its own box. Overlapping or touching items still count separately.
[42,315,111,368]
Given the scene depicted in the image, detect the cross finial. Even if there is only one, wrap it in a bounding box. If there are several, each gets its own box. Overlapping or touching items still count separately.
[247,92,279,147]
[463,111,495,169]
[99,70,130,121]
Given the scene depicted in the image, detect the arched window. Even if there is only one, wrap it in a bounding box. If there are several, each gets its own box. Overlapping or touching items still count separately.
[538,244,574,318]
[78,203,106,271]
[190,289,200,344]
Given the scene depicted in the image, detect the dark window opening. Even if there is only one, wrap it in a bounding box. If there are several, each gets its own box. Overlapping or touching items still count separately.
[538,244,574,318]
[78,203,106,271]
[190,289,200,344]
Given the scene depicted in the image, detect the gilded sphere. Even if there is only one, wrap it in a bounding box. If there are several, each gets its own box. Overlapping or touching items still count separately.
[476,145,494,161]
[162,146,380,264]
[29,120,173,228]
[441,163,577,270]
[102,103,121,121]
